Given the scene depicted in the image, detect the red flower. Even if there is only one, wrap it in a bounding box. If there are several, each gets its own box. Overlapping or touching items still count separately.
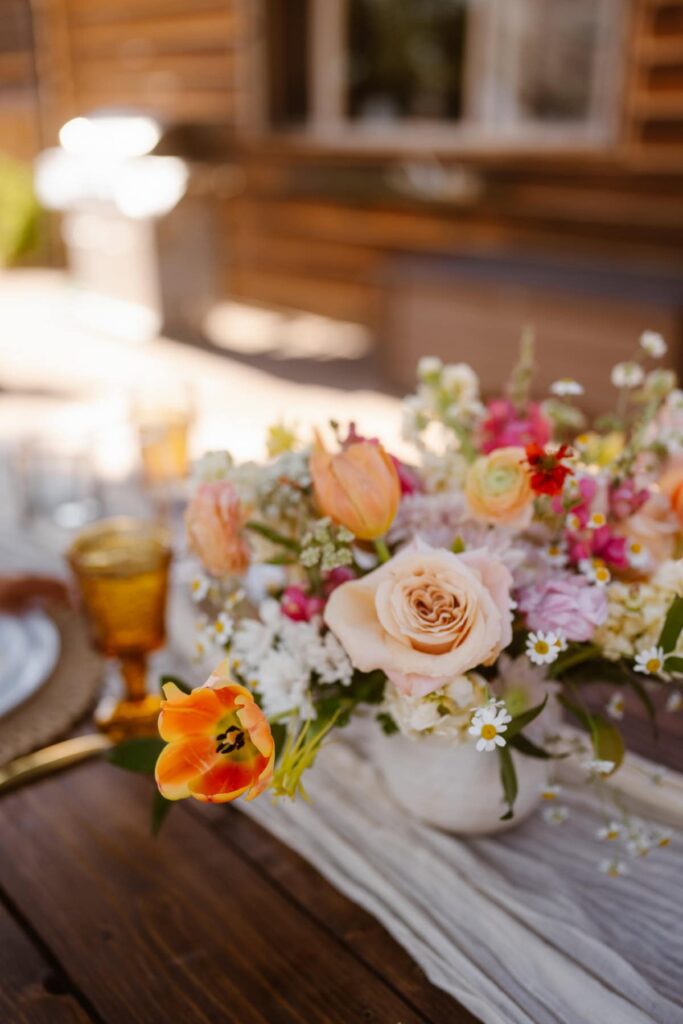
[524,444,574,497]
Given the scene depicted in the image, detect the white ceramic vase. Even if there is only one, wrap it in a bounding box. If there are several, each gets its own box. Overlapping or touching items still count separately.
[373,730,547,835]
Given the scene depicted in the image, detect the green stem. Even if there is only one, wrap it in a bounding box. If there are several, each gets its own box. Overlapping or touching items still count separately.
[374,538,391,564]
[547,644,599,679]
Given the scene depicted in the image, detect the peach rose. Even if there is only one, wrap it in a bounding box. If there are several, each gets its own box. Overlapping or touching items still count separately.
[618,492,678,568]
[465,447,533,528]
[324,539,513,697]
[659,460,683,528]
[185,481,250,576]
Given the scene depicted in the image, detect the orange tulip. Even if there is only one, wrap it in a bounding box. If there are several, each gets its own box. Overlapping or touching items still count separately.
[155,667,274,804]
[310,439,401,540]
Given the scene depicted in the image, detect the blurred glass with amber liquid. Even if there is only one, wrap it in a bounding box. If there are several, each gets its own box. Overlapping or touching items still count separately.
[68,517,172,740]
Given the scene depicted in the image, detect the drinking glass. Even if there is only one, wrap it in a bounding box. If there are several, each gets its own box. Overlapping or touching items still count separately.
[131,384,193,490]
[68,517,172,740]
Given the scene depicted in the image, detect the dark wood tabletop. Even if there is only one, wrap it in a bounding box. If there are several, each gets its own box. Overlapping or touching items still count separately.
[0,757,477,1024]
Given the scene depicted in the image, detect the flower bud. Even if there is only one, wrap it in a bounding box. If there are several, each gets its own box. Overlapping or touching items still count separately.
[310,440,401,540]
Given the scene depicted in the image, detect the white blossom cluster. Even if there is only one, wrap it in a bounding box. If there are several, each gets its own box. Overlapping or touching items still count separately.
[382,674,488,741]
[593,559,683,660]
[300,517,354,572]
[401,357,483,449]
[231,599,353,721]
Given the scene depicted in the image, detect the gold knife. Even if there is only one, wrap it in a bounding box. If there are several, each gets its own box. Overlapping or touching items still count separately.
[0,734,113,793]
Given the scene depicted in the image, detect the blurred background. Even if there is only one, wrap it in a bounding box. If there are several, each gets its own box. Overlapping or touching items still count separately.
[1,0,683,543]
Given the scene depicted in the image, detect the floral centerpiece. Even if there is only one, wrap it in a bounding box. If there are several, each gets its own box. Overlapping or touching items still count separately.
[150,333,683,868]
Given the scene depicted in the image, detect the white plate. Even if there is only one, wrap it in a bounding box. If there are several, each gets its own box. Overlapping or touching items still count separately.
[0,611,60,718]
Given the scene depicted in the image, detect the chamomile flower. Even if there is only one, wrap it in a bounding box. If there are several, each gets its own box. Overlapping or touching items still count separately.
[542,542,568,568]
[606,692,625,720]
[540,783,561,801]
[580,558,611,586]
[551,378,584,397]
[650,828,672,849]
[626,835,651,859]
[634,645,665,676]
[189,573,210,603]
[468,701,511,752]
[611,362,644,389]
[640,330,667,359]
[599,858,629,878]
[583,758,616,777]
[526,631,561,666]
[553,631,568,653]
[666,691,682,713]
[597,821,622,841]
[543,805,569,825]
[626,540,649,571]
[587,511,607,530]
[207,611,234,647]
[566,512,581,532]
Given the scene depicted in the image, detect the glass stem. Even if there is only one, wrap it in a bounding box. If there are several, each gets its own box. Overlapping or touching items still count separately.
[119,654,148,702]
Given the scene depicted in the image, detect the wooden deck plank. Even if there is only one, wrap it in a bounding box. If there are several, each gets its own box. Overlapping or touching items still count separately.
[0,762,440,1024]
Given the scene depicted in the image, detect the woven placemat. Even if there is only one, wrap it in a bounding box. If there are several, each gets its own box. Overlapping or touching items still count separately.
[0,604,104,765]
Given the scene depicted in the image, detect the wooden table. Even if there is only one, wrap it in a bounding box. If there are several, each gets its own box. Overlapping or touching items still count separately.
[0,756,476,1023]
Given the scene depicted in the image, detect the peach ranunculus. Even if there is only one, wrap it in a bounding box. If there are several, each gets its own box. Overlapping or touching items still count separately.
[464,446,534,528]
[185,480,250,576]
[155,669,274,803]
[618,492,679,567]
[310,439,401,541]
[324,539,513,697]
[659,460,683,528]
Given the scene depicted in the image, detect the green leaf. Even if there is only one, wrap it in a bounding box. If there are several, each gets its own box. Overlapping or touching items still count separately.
[159,674,192,695]
[592,718,625,774]
[245,520,299,552]
[658,595,683,653]
[108,737,165,775]
[622,671,658,739]
[376,712,399,736]
[506,695,548,739]
[508,734,556,759]
[558,693,592,731]
[350,669,386,705]
[497,744,518,820]
[664,656,683,675]
[151,790,173,836]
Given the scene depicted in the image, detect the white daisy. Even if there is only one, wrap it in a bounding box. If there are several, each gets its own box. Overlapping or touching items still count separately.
[553,631,568,653]
[634,645,665,676]
[650,828,672,849]
[579,558,611,586]
[583,758,616,777]
[640,330,667,359]
[666,691,682,713]
[597,821,622,841]
[566,512,581,532]
[189,574,210,603]
[606,693,625,720]
[207,611,234,647]
[587,511,607,530]
[543,805,569,825]
[540,783,561,801]
[526,631,561,666]
[626,540,650,571]
[611,362,644,389]
[599,858,629,878]
[626,835,651,859]
[418,356,443,380]
[468,701,511,752]
[542,542,568,568]
[551,378,584,397]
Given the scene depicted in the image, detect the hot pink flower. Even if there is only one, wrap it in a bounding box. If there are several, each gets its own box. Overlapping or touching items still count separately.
[323,566,356,597]
[280,586,325,622]
[519,575,608,642]
[609,479,649,522]
[480,399,551,454]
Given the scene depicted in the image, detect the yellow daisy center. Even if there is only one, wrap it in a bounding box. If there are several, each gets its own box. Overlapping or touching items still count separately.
[595,568,610,583]
[658,837,670,847]
[606,829,619,840]
[480,724,497,740]
[535,640,550,655]
[646,658,661,673]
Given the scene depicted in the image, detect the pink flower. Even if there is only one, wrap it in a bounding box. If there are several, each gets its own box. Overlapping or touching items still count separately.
[325,539,513,698]
[185,482,250,577]
[480,399,550,454]
[280,586,325,622]
[323,566,356,597]
[518,575,607,642]
[609,479,649,521]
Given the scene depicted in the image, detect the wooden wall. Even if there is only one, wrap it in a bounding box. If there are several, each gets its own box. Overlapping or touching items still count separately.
[0,0,40,161]
[12,0,683,332]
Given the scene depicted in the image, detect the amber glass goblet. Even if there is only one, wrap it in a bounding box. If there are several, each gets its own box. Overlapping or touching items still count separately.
[68,517,172,741]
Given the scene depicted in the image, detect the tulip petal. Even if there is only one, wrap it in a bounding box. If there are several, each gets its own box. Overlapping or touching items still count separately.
[188,753,271,803]
[155,735,217,801]
[158,685,222,742]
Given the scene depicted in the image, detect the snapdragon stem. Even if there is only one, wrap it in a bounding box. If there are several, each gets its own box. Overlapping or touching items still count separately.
[374,538,390,564]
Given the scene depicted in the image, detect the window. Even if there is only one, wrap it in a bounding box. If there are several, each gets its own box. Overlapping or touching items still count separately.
[267,0,624,148]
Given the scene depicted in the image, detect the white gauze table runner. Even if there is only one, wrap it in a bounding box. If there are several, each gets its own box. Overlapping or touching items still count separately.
[3,533,682,1024]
